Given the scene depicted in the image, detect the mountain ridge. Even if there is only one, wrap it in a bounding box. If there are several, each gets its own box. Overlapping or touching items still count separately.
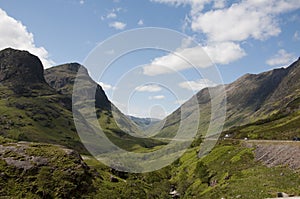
[152,57,300,139]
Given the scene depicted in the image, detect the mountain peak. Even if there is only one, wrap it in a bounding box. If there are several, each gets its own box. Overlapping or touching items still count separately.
[0,48,45,85]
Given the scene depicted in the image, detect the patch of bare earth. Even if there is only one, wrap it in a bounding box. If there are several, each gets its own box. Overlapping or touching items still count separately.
[243,140,300,170]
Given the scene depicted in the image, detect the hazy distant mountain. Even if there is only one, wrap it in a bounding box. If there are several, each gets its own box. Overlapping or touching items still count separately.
[127,115,160,130]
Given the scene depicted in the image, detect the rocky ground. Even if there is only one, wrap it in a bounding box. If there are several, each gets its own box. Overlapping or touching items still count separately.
[243,140,300,170]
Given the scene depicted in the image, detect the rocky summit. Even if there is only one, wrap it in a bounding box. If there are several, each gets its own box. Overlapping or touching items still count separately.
[0,48,46,85]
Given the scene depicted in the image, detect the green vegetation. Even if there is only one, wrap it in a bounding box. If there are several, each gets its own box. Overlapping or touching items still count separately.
[0,142,94,198]
[1,48,300,198]
[223,110,300,140]
[78,140,300,199]
[0,84,87,154]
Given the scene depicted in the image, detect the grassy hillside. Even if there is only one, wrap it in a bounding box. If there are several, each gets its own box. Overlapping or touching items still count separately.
[0,88,92,154]
[0,139,94,198]
[152,58,300,141]
[45,63,165,152]
[0,49,164,154]
[77,139,300,199]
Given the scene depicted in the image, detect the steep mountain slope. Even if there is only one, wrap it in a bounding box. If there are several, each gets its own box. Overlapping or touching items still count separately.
[45,63,164,152]
[0,48,163,154]
[45,63,141,134]
[153,58,300,139]
[0,48,87,153]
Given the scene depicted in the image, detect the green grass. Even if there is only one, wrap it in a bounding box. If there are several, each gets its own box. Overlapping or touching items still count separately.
[224,110,300,140]
[0,142,94,198]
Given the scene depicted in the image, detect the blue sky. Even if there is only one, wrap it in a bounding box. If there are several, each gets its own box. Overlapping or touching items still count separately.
[0,0,299,118]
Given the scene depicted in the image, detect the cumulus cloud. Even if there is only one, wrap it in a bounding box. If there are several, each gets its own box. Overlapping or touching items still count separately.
[143,42,245,76]
[149,95,165,100]
[191,1,288,42]
[179,79,217,91]
[153,0,300,42]
[203,42,246,64]
[135,84,162,92]
[150,0,300,70]
[99,82,117,91]
[266,49,296,67]
[0,8,54,68]
[109,21,127,30]
[143,46,210,76]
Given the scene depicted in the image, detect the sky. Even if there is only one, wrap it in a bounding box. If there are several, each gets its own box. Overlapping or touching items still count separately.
[0,0,299,119]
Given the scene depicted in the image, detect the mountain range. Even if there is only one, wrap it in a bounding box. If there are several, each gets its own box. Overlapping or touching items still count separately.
[0,48,164,154]
[0,47,300,198]
[153,57,300,142]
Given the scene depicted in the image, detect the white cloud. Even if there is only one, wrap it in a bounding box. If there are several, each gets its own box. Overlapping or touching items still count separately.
[101,8,123,20]
[151,0,300,68]
[143,46,209,76]
[203,42,246,64]
[152,0,300,42]
[109,21,127,30]
[137,19,144,26]
[0,8,54,68]
[150,0,208,15]
[149,95,165,100]
[107,12,117,19]
[266,49,296,66]
[179,79,217,91]
[143,42,245,76]
[294,31,300,41]
[135,84,162,92]
[191,1,288,42]
[79,0,85,5]
[213,0,226,9]
[99,82,117,91]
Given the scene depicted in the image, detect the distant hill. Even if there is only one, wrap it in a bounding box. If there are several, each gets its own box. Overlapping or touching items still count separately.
[152,57,300,141]
[127,115,160,130]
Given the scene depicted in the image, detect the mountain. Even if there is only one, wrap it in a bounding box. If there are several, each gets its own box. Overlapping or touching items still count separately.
[0,48,47,86]
[127,115,160,130]
[1,48,300,199]
[153,58,300,140]
[0,48,88,153]
[0,48,163,154]
[45,63,164,151]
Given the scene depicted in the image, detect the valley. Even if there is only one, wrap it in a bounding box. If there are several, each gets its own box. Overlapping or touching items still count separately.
[0,48,300,198]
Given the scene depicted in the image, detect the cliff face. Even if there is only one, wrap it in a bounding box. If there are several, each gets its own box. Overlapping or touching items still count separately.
[0,48,46,85]
[44,63,111,110]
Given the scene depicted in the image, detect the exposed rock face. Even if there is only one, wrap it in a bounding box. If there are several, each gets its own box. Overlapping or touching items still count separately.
[45,63,111,110]
[0,142,94,197]
[0,48,46,85]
